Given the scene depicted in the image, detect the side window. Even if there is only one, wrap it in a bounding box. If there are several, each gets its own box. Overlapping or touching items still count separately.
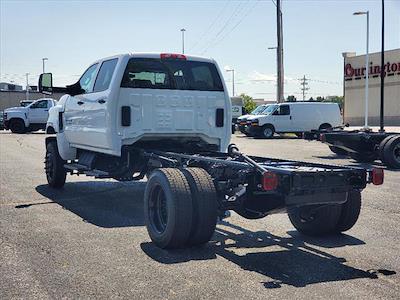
[30,100,48,109]
[93,58,118,92]
[79,64,98,94]
[279,105,290,115]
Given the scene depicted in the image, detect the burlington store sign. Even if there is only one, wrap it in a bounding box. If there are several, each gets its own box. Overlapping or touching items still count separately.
[344,60,400,81]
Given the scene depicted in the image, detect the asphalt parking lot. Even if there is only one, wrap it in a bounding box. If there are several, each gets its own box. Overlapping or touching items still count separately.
[1,131,399,299]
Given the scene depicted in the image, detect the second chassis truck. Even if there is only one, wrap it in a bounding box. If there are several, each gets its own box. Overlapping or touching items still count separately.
[39,53,383,249]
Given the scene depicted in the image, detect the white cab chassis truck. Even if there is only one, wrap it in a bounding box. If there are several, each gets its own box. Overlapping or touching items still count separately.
[39,53,383,249]
[3,98,57,133]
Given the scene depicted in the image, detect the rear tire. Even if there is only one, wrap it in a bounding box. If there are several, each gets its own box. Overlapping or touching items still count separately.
[181,168,218,246]
[329,146,348,156]
[10,119,26,134]
[288,203,342,236]
[335,190,361,232]
[382,135,400,169]
[45,141,66,188]
[144,168,193,249]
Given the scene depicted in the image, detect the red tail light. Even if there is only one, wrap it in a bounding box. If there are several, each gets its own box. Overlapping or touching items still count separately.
[320,133,326,142]
[262,171,278,191]
[160,53,186,60]
[372,168,384,185]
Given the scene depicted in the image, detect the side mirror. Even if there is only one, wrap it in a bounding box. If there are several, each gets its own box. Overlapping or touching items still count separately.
[38,73,53,95]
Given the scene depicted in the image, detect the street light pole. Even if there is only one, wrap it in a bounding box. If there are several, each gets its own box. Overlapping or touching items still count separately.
[42,57,48,73]
[353,11,370,129]
[226,69,235,96]
[180,28,186,54]
[25,73,30,100]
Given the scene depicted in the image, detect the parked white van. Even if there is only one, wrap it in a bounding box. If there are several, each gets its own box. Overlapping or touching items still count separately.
[247,102,342,138]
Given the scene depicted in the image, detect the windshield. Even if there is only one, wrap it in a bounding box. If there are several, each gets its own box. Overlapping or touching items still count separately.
[250,105,266,115]
[261,104,278,115]
[121,58,224,92]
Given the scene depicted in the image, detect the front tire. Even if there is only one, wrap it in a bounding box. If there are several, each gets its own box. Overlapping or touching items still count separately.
[45,141,66,188]
[261,125,275,139]
[10,119,26,134]
[144,168,193,249]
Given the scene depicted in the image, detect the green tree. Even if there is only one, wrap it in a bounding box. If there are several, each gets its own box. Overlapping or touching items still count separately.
[323,95,344,109]
[239,93,257,113]
[287,95,297,102]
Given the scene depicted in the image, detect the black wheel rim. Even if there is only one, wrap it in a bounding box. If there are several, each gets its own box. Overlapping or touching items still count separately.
[149,185,168,234]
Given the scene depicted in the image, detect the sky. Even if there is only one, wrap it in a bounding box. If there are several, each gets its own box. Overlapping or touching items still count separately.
[1,0,399,100]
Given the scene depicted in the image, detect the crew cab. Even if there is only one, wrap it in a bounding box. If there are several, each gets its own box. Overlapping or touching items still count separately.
[3,98,57,133]
[247,102,342,138]
[38,53,383,250]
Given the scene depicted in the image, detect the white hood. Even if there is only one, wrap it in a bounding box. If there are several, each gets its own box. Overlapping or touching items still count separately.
[4,106,28,113]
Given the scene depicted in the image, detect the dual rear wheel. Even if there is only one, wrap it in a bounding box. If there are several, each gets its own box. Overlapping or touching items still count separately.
[144,168,218,249]
[288,190,362,236]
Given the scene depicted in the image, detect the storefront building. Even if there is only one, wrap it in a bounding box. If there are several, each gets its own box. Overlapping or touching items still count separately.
[343,48,400,126]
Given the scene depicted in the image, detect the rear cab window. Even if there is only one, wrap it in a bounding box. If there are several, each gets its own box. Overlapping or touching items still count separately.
[121,58,224,92]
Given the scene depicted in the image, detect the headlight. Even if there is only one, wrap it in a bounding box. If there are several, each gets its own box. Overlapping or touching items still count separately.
[251,119,259,126]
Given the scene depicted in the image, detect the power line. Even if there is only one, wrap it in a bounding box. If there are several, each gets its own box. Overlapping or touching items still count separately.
[199,0,251,54]
[189,0,231,52]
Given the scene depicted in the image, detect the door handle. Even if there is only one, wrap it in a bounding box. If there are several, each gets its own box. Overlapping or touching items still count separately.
[77,101,84,105]
[98,99,106,104]
[290,116,292,120]
[44,109,49,112]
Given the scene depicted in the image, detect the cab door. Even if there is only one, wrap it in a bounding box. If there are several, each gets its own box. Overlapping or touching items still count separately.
[28,100,50,123]
[64,63,99,146]
[81,58,118,149]
[271,104,292,132]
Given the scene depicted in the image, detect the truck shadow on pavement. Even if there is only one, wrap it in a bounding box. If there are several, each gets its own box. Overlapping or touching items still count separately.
[34,181,146,227]
[32,182,396,288]
[141,221,396,288]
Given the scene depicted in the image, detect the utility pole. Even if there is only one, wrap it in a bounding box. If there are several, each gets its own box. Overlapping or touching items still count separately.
[276,0,284,102]
[299,75,310,101]
[181,28,186,54]
[379,0,385,132]
[25,73,30,100]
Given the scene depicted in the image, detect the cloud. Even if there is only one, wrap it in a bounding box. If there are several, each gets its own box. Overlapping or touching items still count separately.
[248,71,294,83]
